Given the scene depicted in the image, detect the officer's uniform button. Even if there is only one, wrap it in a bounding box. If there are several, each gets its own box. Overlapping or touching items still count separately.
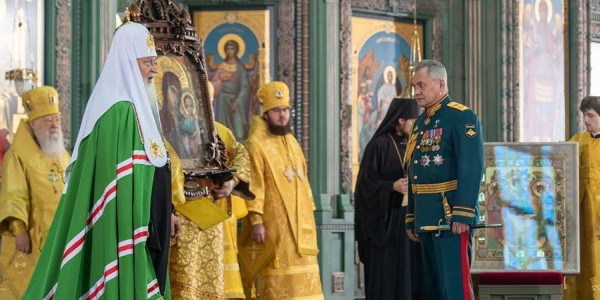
[414,160,418,164]
[413,175,418,180]
[416,145,420,149]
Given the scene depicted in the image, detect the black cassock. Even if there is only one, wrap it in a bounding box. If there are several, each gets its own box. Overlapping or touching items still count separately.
[355,98,424,300]
[148,163,173,296]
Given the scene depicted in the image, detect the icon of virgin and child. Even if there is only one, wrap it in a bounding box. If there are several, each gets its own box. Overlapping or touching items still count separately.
[155,55,207,164]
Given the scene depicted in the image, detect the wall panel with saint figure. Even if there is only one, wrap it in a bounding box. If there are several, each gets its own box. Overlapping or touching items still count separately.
[193,9,272,142]
[350,14,423,188]
[519,0,566,142]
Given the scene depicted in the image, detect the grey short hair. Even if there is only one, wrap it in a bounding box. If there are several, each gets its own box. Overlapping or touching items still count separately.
[414,59,448,92]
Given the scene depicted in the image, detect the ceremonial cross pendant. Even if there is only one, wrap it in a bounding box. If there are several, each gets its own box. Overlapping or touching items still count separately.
[48,169,59,193]
[284,166,295,182]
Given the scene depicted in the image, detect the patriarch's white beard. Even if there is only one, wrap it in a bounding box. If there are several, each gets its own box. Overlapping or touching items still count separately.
[146,83,163,133]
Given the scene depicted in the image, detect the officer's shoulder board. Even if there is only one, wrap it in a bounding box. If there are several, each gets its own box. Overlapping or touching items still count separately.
[447,101,469,111]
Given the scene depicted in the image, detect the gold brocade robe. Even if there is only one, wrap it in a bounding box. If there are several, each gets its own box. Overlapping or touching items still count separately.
[565,132,600,299]
[215,123,251,299]
[169,123,251,300]
[241,117,323,300]
[0,120,70,299]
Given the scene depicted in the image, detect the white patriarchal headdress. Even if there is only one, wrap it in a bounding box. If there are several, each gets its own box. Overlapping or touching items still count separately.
[70,22,167,167]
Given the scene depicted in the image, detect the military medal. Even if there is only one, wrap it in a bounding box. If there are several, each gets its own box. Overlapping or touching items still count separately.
[430,128,442,151]
[430,129,438,151]
[433,154,444,166]
[420,155,431,167]
[422,130,432,152]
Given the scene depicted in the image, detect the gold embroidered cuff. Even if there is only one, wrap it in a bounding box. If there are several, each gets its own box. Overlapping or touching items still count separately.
[249,212,263,225]
[9,219,27,235]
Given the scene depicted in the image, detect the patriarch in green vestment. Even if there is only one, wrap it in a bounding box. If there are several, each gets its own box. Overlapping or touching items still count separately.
[23,22,182,299]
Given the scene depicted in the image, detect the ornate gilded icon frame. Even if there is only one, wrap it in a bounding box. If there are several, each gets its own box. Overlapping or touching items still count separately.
[471,142,579,274]
[129,0,231,198]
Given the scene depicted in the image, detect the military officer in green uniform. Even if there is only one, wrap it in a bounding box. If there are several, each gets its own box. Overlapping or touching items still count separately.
[404,59,484,300]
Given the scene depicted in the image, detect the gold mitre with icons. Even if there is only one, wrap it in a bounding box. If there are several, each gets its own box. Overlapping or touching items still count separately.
[22,86,60,121]
[257,81,290,112]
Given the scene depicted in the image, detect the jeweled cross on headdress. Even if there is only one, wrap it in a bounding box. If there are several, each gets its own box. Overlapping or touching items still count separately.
[147,34,156,53]
[275,90,283,99]
[124,7,132,24]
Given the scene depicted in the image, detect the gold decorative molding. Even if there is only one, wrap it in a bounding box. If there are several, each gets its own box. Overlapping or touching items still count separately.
[56,0,71,146]
[592,0,600,40]
[340,0,352,194]
[576,0,591,131]
[500,0,520,142]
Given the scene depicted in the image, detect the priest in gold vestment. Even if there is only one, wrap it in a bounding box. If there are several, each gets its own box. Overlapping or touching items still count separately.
[565,96,600,299]
[240,81,323,300]
[0,86,70,299]
[168,119,252,299]
[216,122,252,299]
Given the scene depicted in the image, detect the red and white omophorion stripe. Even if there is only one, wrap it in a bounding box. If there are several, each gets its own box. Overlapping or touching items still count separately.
[43,151,156,300]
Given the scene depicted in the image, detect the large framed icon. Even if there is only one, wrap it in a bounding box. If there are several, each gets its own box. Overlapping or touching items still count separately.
[154,54,212,170]
[130,0,230,199]
[471,142,579,274]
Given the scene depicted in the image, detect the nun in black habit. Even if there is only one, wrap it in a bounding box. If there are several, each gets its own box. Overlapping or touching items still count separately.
[355,97,424,300]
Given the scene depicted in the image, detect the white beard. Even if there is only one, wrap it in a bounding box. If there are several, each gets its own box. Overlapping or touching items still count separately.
[36,129,65,159]
[145,83,163,134]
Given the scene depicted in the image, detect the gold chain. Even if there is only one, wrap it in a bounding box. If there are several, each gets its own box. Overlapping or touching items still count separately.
[387,133,406,173]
